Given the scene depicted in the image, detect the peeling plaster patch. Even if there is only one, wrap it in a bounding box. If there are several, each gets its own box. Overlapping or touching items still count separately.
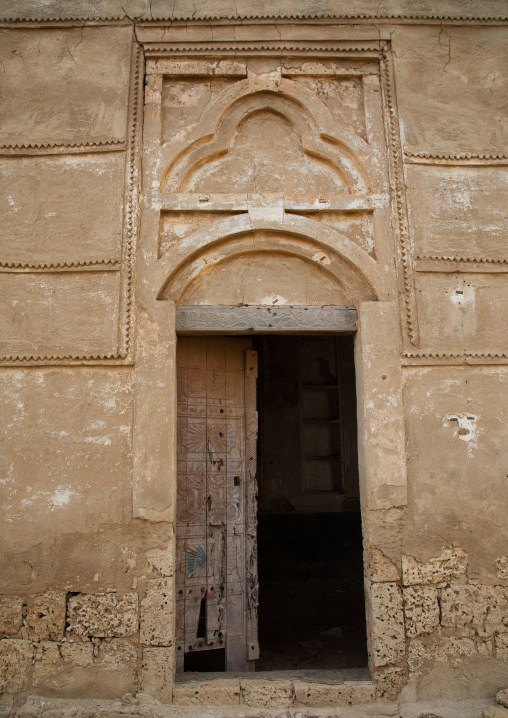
[446,413,478,440]
[402,547,467,586]
[447,181,473,210]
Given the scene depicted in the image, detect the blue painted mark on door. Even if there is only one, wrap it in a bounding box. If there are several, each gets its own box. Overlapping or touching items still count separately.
[186,546,207,577]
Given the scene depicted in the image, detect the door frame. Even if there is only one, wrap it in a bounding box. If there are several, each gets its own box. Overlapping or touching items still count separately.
[132,300,408,692]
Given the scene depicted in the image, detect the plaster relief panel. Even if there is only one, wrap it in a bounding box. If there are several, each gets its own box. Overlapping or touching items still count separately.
[144,49,403,326]
[287,76,367,140]
[402,366,508,580]
[406,165,508,260]
[0,368,133,553]
[179,251,353,307]
[0,27,132,147]
[392,26,508,155]
[173,108,351,195]
[415,273,508,351]
[285,211,375,256]
[159,211,246,258]
[0,154,125,267]
[162,76,244,143]
[0,272,120,358]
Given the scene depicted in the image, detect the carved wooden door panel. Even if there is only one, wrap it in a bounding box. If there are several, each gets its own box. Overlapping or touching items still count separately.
[176,336,259,672]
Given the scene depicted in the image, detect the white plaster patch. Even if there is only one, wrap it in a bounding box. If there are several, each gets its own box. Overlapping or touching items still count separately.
[312,251,331,265]
[49,487,79,509]
[249,206,283,222]
[87,420,106,430]
[260,295,287,306]
[446,414,479,457]
[20,492,43,509]
[450,284,475,308]
[448,180,473,210]
[84,435,112,445]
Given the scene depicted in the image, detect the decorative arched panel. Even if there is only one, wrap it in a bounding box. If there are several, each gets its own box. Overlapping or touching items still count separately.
[154,216,382,305]
[163,88,370,195]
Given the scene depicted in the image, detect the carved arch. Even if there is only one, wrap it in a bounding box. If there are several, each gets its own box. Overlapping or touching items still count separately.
[154,214,381,303]
[162,86,370,194]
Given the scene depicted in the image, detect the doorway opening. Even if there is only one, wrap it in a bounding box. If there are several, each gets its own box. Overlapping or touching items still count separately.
[175,333,367,674]
[256,335,368,671]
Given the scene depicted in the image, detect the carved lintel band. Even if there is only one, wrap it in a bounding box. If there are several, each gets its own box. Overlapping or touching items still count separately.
[176,305,358,334]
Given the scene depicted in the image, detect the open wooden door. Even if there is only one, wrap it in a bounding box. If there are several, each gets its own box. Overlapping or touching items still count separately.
[176,336,259,671]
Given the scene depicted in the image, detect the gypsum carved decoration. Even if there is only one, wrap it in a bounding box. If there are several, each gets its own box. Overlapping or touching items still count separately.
[176,306,358,334]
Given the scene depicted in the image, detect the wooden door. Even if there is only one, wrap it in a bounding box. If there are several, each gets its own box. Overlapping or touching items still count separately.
[175,336,259,671]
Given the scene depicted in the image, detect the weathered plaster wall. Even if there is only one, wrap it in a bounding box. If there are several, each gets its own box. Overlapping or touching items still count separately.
[0,22,159,700]
[0,0,507,707]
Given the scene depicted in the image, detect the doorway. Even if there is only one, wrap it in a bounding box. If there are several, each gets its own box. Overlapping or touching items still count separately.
[175,334,367,673]
[256,335,367,670]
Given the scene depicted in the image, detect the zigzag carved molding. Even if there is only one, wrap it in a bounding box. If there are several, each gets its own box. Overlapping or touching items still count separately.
[1,14,507,23]
[116,42,142,359]
[404,351,508,359]
[144,43,382,55]
[404,151,508,166]
[380,47,418,346]
[0,140,125,156]
[415,255,508,265]
[406,151,508,160]
[0,353,128,363]
[0,259,120,271]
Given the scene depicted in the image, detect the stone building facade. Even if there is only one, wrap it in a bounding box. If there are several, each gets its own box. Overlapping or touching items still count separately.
[0,0,507,709]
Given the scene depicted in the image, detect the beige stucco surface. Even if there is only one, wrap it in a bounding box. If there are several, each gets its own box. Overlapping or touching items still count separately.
[392,26,508,156]
[403,367,508,579]
[0,0,507,709]
[0,27,132,146]
[0,369,133,553]
[0,154,125,265]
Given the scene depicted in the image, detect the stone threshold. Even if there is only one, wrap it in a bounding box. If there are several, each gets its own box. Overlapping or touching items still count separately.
[176,667,372,683]
[3,694,493,718]
[172,668,376,708]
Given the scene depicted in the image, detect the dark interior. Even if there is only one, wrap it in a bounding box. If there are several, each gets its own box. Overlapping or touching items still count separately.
[256,334,368,670]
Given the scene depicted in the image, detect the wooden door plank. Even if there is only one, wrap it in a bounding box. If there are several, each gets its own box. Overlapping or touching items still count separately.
[245,350,259,661]
[176,336,256,672]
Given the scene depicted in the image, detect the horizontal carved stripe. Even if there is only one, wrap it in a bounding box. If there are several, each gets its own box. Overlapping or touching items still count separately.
[176,305,357,333]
